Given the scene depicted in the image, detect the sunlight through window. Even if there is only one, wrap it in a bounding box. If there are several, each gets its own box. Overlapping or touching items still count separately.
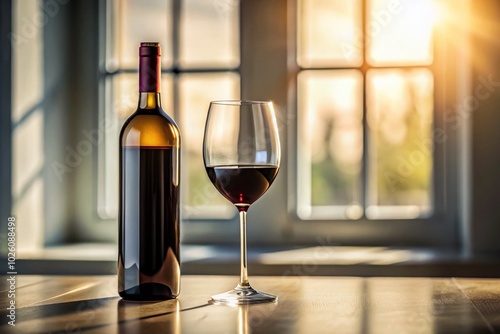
[297,0,439,220]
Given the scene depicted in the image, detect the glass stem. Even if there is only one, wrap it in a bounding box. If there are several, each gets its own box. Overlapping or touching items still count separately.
[239,210,249,287]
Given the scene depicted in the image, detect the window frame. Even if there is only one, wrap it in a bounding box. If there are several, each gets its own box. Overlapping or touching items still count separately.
[94,0,246,243]
[91,0,465,248]
[0,0,13,252]
[285,0,460,247]
[97,0,241,224]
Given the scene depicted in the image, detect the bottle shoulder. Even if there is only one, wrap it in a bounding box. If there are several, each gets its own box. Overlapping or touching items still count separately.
[120,110,181,148]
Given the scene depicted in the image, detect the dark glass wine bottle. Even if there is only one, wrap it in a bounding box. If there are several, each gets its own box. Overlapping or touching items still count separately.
[118,42,180,301]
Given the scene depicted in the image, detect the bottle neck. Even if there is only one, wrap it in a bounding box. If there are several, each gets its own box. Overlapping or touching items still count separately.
[138,43,162,110]
[138,92,162,109]
[138,56,161,110]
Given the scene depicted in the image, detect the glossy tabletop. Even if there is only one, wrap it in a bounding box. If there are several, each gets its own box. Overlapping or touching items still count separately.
[1,275,499,333]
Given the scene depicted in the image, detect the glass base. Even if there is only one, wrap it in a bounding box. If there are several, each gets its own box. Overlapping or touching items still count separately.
[211,284,277,304]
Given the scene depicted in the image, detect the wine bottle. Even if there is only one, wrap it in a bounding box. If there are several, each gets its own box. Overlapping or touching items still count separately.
[118,42,180,300]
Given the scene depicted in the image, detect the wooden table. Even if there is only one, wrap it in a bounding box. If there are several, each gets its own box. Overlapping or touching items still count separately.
[1,275,499,333]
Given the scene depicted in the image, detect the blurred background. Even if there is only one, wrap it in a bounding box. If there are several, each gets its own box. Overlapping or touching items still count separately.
[1,0,499,276]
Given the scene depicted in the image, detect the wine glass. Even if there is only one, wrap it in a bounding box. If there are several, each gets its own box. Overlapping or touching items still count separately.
[203,100,281,304]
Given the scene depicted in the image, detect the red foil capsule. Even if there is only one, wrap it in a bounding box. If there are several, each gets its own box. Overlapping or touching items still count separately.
[139,42,161,93]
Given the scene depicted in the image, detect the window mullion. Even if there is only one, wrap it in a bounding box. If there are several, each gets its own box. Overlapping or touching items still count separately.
[172,0,180,122]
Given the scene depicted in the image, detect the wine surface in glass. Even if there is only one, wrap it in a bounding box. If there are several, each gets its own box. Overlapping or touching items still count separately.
[206,165,279,210]
[119,146,180,300]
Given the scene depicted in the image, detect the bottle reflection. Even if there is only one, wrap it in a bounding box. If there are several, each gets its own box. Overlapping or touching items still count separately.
[117,299,180,334]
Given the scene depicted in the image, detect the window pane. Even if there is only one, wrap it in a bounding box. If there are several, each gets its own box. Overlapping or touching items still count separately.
[180,0,240,68]
[179,72,240,218]
[98,74,174,219]
[298,0,362,68]
[367,69,434,219]
[297,70,363,219]
[367,0,435,65]
[110,0,173,70]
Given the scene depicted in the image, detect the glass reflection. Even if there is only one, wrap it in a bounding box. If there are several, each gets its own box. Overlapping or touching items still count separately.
[236,302,279,333]
[238,305,249,334]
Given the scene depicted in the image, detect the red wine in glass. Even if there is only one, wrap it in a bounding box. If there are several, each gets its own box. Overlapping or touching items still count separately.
[203,100,281,304]
[205,165,279,211]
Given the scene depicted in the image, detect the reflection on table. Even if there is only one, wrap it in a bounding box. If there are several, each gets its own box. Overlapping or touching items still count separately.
[0,275,499,333]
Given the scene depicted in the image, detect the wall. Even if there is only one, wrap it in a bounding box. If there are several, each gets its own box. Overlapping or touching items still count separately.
[471,0,500,255]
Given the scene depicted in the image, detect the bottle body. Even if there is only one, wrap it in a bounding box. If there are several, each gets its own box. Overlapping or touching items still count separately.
[118,43,180,301]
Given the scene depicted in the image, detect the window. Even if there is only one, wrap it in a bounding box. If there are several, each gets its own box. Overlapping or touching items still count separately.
[296,0,437,220]
[287,0,461,246]
[98,0,240,221]
[0,0,482,263]
[93,0,463,246]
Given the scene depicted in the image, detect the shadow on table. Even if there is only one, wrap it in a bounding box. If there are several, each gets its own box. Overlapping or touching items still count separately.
[3,296,212,333]
[0,296,119,322]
